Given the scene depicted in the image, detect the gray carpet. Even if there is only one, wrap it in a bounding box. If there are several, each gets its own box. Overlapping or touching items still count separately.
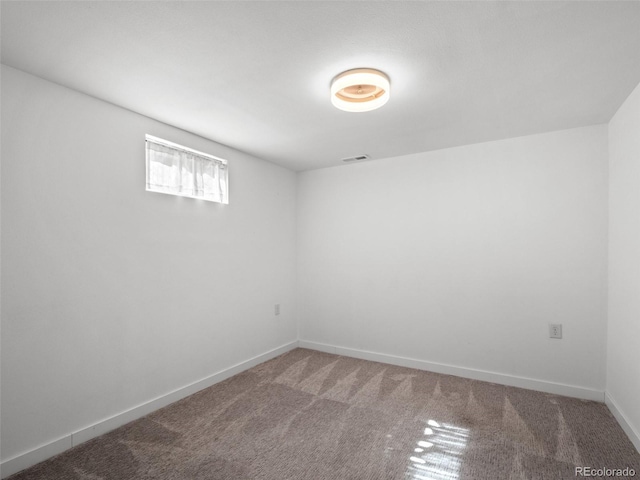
[9,348,640,479]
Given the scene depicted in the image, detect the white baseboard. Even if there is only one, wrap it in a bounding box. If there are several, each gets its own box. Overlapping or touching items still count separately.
[0,436,72,480]
[298,340,605,402]
[605,392,640,453]
[0,340,298,479]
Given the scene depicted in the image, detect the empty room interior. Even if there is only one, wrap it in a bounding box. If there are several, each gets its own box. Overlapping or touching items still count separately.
[1,1,640,479]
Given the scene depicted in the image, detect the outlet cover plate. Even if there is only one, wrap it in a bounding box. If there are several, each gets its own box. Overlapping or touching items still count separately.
[549,324,562,339]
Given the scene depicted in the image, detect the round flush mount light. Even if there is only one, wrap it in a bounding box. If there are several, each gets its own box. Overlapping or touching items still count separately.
[330,68,390,112]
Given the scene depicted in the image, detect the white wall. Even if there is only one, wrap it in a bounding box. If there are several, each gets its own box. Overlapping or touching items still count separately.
[607,81,640,449]
[298,125,609,392]
[3,59,635,471]
[0,65,297,462]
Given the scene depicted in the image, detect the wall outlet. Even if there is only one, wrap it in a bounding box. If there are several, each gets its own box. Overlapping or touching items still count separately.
[274,304,280,316]
[549,324,562,339]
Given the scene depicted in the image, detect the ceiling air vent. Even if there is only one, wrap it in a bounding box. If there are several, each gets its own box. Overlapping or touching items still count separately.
[341,154,370,163]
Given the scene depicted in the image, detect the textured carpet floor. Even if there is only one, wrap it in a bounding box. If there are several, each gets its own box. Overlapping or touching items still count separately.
[9,348,640,480]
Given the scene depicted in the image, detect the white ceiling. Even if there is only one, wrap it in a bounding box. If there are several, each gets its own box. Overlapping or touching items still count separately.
[2,1,640,172]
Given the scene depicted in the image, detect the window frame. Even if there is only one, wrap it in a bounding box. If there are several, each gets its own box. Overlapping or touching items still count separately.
[145,134,229,204]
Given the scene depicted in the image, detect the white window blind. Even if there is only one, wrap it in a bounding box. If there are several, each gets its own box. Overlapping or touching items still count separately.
[145,135,229,204]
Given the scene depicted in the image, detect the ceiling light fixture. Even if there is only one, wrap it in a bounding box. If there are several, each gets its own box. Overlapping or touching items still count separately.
[330,68,390,112]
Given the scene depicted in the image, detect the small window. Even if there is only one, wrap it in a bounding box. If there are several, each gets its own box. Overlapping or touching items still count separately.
[145,135,229,204]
